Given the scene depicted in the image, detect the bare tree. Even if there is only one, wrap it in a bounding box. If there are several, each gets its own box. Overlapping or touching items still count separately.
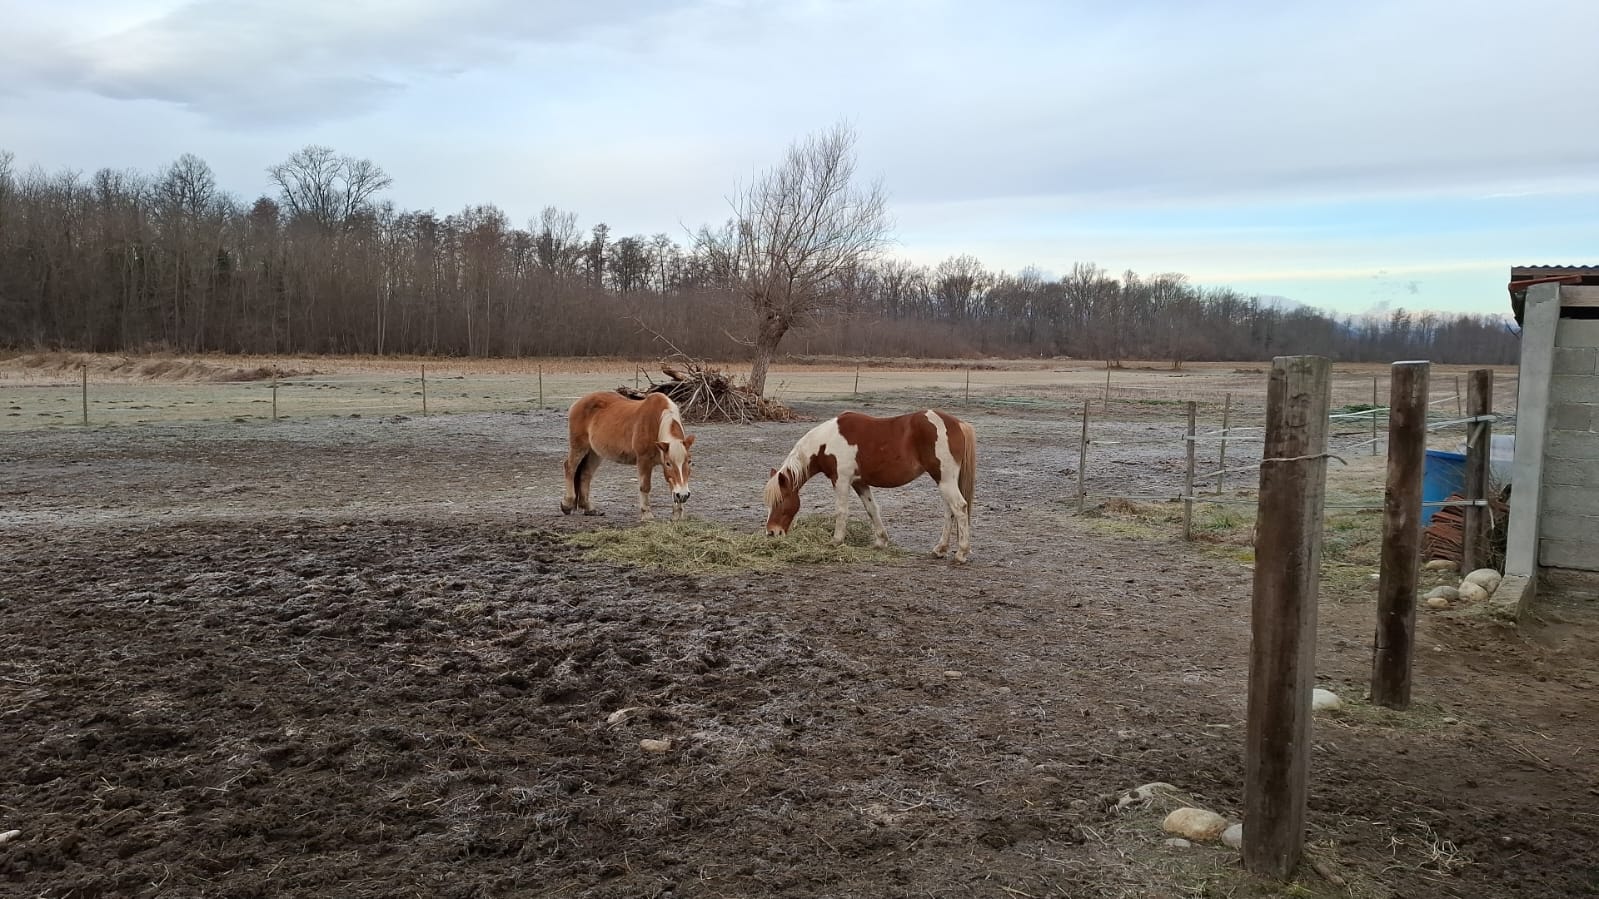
[267,145,392,232]
[702,123,891,396]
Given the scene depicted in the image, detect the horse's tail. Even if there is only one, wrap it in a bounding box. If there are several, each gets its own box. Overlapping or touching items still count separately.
[958,419,976,525]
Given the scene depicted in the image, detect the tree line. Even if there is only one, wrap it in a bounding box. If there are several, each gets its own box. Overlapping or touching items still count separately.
[0,146,1519,368]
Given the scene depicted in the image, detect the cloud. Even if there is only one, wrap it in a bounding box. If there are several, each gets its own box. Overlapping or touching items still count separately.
[7,0,699,124]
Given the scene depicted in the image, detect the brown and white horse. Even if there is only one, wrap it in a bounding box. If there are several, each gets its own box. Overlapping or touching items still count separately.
[763,409,976,562]
[562,391,695,522]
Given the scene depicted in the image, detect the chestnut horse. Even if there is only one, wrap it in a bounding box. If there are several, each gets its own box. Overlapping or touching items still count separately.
[763,409,976,562]
[561,391,695,522]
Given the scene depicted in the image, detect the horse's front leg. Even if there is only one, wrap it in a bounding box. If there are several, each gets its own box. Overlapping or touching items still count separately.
[854,484,889,548]
[636,461,655,522]
[831,478,851,544]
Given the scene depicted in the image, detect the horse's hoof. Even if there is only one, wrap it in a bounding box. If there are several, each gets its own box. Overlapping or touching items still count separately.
[932,546,947,557]
[953,554,969,565]
[873,539,888,549]
[583,509,604,517]
[640,513,655,522]
[560,501,575,515]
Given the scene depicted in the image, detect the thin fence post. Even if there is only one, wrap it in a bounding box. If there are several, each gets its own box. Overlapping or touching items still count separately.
[1077,399,1090,513]
[1103,365,1112,408]
[1462,369,1494,572]
[1454,374,1463,418]
[635,366,640,391]
[1182,401,1197,540]
[81,364,88,426]
[421,364,428,417]
[1217,392,1231,495]
[854,365,860,397]
[965,367,971,402]
[1371,375,1379,456]
[271,366,279,422]
[1372,360,1430,710]
[538,365,544,409]
[1243,355,1331,880]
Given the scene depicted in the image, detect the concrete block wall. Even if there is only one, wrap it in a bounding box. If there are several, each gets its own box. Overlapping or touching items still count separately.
[1540,317,1599,571]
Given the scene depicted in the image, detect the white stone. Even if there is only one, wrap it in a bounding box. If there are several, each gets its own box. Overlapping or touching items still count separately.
[1311,688,1342,712]
[943,670,964,679]
[1464,568,1503,594]
[639,738,672,753]
[1425,597,1451,610]
[1221,823,1244,849]
[606,707,642,725]
[1164,838,1192,849]
[1426,585,1460,601]
[0,830,18,845]
[1161,807,1228,842]
[1458,581,1490,603]
[1423,559,1459,572]
[1115,782,1177,809]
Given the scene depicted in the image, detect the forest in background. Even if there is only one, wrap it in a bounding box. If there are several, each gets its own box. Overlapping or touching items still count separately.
[0,147,1519,366]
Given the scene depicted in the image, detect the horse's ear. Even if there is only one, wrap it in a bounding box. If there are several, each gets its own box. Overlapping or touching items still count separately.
[683,434,695,448]
[777,470,792,489]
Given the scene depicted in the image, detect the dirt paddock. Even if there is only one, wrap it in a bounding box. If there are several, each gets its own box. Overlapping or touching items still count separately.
[1,355,1596,898]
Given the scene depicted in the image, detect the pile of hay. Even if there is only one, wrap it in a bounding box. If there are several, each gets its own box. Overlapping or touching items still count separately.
[620,361,798,423]
[564,515,902,573]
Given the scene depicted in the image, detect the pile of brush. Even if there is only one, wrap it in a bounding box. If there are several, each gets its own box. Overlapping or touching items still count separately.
[1422,485,1510,568]
[616,360,798,424]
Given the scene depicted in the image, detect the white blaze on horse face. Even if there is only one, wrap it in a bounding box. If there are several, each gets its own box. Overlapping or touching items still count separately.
[657,401,692,503]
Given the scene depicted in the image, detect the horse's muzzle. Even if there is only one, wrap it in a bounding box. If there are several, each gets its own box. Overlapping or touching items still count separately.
[673,491,691,504]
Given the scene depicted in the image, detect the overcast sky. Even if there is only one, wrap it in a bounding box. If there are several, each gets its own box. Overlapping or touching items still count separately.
[4,0,1596,316]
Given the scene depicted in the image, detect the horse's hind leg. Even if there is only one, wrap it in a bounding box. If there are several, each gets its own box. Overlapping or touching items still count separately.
[854,484,889,548]
[934,505,955,558]
[935,476,971,563]
[636,460,655,522]
[576,452,603,515]
[561,444,586,514]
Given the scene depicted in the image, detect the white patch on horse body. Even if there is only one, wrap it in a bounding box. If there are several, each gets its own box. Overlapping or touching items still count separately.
[784,418,857,486]
[924,410,960,485]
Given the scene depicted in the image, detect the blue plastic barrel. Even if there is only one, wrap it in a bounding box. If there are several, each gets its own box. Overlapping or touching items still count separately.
[1421,450,1467,525]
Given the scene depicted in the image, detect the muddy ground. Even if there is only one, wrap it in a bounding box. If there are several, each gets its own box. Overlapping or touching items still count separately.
[1,390,1596,898]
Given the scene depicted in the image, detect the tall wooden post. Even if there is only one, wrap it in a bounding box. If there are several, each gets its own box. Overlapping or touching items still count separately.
[1076,400,1090,513]
[854,365,860,396]
[1454,374,1463,418]
[81,365,89,426]
[1462,369,1494,572]
[1371,361,1430,710]
[964,368,971,402]
[1182,401,1197,540]
[1371,375,1379,456]
[538,365,544,409]
[1103,365,1112,407]
[271,367,279,422]
[421,364,428,417]
[1243,355,1331,880]
[1217,392,1231,494]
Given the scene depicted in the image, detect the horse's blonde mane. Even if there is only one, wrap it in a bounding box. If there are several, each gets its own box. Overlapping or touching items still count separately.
[763,455,807,509]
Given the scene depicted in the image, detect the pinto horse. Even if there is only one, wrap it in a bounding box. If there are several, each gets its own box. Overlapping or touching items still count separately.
[561,391,695,522]
[763,409,976,562]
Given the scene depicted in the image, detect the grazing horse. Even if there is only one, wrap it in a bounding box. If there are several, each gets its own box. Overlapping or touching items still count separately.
[562,391,695,522]
[763,409,976,562]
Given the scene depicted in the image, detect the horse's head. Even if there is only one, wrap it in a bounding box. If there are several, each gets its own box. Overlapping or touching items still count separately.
[657,434,695,505]
[764,467,801,537]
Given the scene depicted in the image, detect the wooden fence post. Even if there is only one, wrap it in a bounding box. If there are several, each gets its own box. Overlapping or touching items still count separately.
[854,365,860,397]
[1371,360,1430,709]
[271,367,279,422]
[1371,375,1379,456]
[1454,374,1463,418]
[421,364,428,417]
[538,365,544,409]
[81,365,89,426]
[1243,355,1332,880]
[1182,401,1197,540]
[1462,369,1494,572]
[1077,400,1090,513]
[1103,365,1112,407]
[1217,392,1231,494]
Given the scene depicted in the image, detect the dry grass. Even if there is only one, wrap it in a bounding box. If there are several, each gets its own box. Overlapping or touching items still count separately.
[560,514,906,574]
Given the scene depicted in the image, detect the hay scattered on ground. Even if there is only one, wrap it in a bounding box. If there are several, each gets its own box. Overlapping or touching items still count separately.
[620,360,798,423]
[562,515,904,573]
